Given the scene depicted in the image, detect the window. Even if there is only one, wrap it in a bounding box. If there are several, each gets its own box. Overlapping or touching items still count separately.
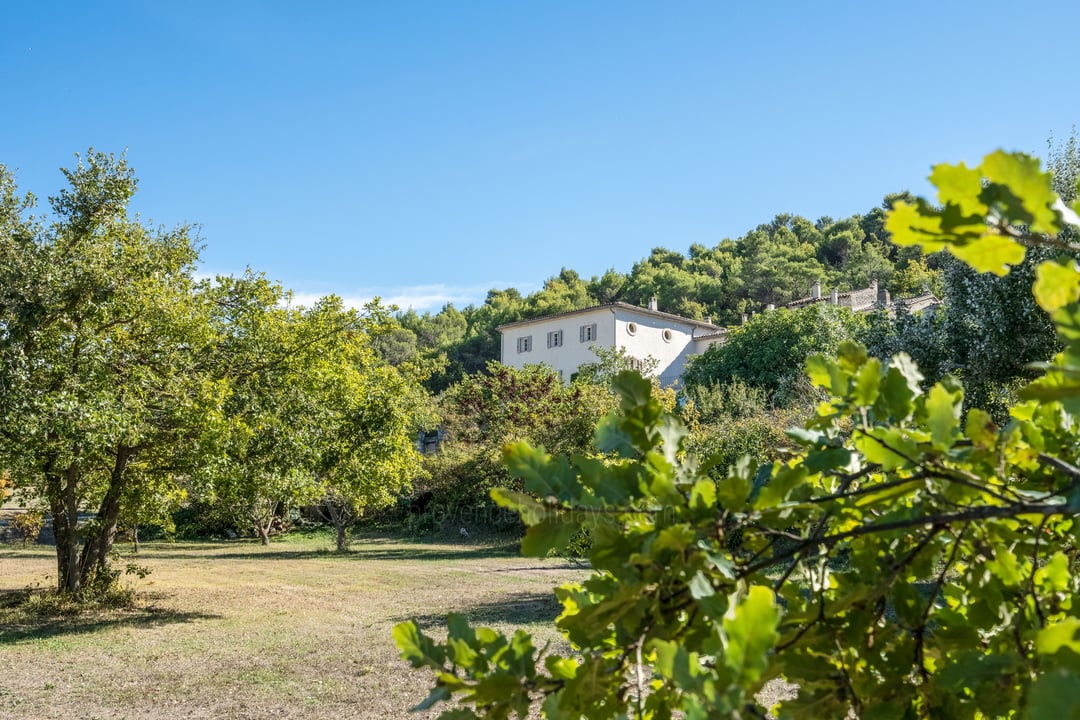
[662,329,674,343]
[629,357,644,371]
[580,323,597,343]
[547,330,563,348]
[627,322,638,336]
[517,336,532,353]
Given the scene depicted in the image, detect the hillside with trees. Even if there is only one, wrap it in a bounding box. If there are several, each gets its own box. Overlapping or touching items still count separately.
[381,193,941,393]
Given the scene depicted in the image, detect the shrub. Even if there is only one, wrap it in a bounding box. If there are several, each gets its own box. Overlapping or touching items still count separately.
[10,510,44,546]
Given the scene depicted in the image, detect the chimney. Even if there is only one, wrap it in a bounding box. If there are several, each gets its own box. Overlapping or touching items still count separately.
[766,303,775,311]
[811,280,821,299]
[741,313,748,324]
[830,288,839,305]
[648,297,658,311]
[704,315,712,325]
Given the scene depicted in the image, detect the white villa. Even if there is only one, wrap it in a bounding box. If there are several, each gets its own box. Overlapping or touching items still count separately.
[497,298,727,387]
[497,282,938,388]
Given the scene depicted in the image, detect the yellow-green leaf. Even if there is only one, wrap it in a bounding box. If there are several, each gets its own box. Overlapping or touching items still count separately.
[924,383,961,449]
[885,200,948,252]
[1036,617,1080,655]
[931,161,986,217]
[948,234,1026,276]
[981,149,1060,234]
[722,586,780,686]
[1034,259,1080,313]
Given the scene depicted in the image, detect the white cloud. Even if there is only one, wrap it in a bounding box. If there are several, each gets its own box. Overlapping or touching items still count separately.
[289,282,539,314]
[195,268,540,314]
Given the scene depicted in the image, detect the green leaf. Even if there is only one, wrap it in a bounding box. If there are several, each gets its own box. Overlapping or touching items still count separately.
[393,620,445,669]
[885,199,948,252]
[854,427,917,471]
[1034,258,1080,313]
[981,149,1060,235]
[503,441,579,500]
[805,354,834,390]
[717,474,752,511]
[877,353,923,421]
[520,517,582,557]
[924,383,961,449]
[689,478,717,512]
[1029,669,1080,720]
[986,547,1024,587]
[544,655,579,681]
[722,586,780,686]
[1036,617,1080,656]
[931,161,986,217]
[948,233,1026,276]
[612,370,654,410]
[1035,552,1071,592]
[411,685,452,712]
[756,464,807,508]
[490,487,548,525]
[965,408,998,448]
[852,357,881,407]
[654,524,697,553]
[652,638,705,688]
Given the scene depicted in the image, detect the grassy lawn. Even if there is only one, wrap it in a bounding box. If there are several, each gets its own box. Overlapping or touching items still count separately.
[0,530,586,719]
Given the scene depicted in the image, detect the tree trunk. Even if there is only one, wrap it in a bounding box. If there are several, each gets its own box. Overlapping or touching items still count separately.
[43,441,84,594]
[132,525,140,553]
[78,446,133,587]
[47,462,83,594]
[335,521,347,552]
[257,524,271,546]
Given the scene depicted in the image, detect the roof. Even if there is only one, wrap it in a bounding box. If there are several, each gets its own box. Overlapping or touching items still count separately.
[895,292,941,313]
[496,301,724,332]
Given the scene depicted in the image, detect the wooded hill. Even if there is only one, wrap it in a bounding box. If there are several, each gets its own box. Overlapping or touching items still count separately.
[383,190,943,392]
[381,135,1080,400]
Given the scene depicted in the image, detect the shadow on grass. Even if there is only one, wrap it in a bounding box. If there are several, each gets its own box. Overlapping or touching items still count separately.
[0,546,56,559]
[400,589,563,630]
[139,541,524,563]
[0,601,222,644]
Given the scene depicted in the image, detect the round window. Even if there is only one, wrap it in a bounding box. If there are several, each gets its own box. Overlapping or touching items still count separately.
[627,322,638,336]
[662,329,673,343]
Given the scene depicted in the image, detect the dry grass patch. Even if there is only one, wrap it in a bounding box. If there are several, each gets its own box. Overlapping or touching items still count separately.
[0,531,585,719]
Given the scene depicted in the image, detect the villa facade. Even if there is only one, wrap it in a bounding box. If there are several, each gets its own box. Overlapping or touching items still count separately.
[497,299,726,387]
[498,283,938,387]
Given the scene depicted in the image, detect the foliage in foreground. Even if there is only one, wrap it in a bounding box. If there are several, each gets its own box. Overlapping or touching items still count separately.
[394,150,1080,718]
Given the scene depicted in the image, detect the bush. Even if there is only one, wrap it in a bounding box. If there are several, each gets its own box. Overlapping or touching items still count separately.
[172,501,245,540]
[10,510,45,546]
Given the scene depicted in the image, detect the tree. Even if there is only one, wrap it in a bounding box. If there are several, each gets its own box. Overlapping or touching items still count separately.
[418,363,613,534]
[200,281,432,550]
[197,274,327,545]
[736,217,829,308]
[858,301,951,386]
[395,150,1080,718]
[570,345,659,388]
[929,132,1080,418]
[682,302,865,404]
[311,303,432,552]
[0,152,221,594]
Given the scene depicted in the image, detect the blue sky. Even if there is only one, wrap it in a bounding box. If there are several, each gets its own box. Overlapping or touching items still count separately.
[4,1,1079,312]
